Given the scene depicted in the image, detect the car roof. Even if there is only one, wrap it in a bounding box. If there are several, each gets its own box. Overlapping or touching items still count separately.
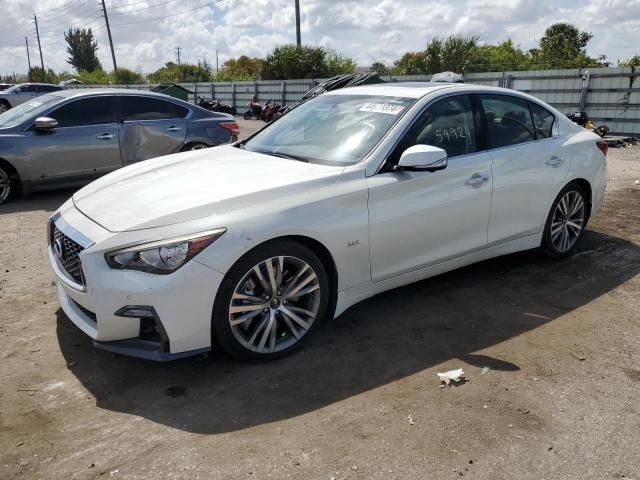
[48,88,180,100]
[326,82,475,98]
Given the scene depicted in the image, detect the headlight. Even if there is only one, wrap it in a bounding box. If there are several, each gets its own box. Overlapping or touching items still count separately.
[105,228,226,274]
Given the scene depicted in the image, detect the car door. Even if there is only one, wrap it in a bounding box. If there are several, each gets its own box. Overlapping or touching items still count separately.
[367,94,493,281]
[30,95,123,182]
[478,94,570,244]
[117,95,188,164]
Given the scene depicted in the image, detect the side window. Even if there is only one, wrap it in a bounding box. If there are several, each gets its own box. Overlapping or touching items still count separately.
[392,95,478,161]
[51,97,115,127]
[121,97,188,121]
[529,102,555,139]
[21,85,38,93]
[480,95,536,148]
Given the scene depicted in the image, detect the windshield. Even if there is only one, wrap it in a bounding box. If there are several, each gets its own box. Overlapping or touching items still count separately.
[0,95,61,128]
[243,94,416,165]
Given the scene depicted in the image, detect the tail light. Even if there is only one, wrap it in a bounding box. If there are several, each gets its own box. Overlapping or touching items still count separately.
[219,122,240,136]
[596,139,608,157]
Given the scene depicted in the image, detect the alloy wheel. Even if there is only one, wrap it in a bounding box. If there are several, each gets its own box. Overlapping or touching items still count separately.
[189,143,207,150]
[550,190,585,252]
[0,168,11,204]
[228,256,322,354]
[0,103,6,114]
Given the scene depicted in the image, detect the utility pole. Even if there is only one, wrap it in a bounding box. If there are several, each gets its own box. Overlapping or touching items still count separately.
[25,37,32,71]
[33,15,44,70]
[175,46,182,65]
[101,0,118,71]
[294,0,301,47]
[215,49,219,74]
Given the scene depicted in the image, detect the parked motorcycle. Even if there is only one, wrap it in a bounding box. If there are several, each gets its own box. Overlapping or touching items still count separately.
[243,95,264,120]
[198,96,236,116]
[272,104,293,121]
[261,100,281,122]
[566,111,609,138]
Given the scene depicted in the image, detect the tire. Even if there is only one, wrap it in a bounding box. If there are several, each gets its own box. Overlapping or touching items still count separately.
[243,111,252,120]
[181,142,208,151]
[540,182,588,258]
[0,101,9,114]
[212,240,330,361]
[229,107,237,116]
[0,164,16,205]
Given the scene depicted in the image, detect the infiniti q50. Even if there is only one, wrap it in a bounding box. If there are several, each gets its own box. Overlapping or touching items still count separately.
[47,83,607,362]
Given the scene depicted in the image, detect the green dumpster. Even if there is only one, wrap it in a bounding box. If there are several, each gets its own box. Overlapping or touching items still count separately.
[151,84,193,102]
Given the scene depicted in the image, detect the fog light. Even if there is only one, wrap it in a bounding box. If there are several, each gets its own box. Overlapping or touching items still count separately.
[117,307,155,318]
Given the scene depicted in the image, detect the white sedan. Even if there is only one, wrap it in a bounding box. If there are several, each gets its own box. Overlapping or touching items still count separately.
[48,83,608,362]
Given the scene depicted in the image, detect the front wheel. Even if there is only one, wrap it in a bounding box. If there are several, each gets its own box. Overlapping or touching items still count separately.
[0,101,9,114]
[0,165,15,205]
[243,111,252,120]
[212,240,330,361]
[228,107,237,116]
[541,183,588,258]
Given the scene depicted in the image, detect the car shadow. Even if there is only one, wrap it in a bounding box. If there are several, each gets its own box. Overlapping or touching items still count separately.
[0,189,76,215]
[56,230,640,434]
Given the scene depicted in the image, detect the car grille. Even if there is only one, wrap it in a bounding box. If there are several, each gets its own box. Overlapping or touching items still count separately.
[53,226,85,286]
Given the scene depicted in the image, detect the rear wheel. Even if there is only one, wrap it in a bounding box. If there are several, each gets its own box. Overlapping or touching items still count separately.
[243,111,252,120]
[541,183,588,258]
[0,101,9,114]
[212,240,330,361]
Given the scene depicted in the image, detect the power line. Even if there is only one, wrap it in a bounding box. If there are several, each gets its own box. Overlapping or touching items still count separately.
[110,0,179,15]
[110,0,221,27]
[36,0,88,18]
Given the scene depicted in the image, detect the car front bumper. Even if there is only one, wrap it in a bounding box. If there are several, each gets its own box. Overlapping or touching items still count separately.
[49,206,225,361]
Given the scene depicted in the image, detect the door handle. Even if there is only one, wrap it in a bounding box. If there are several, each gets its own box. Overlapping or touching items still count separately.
[96,133,114,140]
[464,174,489,186]
[546,156,564,167]
[166,126,182,132]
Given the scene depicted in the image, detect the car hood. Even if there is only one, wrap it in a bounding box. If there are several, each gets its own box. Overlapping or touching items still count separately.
[73,145,344,232]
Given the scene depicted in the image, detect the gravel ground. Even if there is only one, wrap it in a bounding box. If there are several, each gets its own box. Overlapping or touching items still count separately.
[0,127,639,479]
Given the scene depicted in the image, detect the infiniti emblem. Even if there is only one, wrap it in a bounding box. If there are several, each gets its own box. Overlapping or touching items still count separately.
[53,238,64,260]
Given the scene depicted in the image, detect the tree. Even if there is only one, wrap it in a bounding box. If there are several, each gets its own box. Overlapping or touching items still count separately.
[392,51,428,75]
[147,61,211,83]
[261,45,351,80]
[216,55,264,81]
[393,35,479,75]
[64,28,101,73]
[620,55,640,67]
[28,67,58,83]
[113,67,144,84]
[468,40,532,72]
[370,62,390,76]
[325,50,356,75]
[536,23,603,69]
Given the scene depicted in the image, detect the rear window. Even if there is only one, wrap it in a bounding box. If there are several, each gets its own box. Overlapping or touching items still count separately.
[529,102,555,139]
[480,94,536,149]
[121,96,188,121]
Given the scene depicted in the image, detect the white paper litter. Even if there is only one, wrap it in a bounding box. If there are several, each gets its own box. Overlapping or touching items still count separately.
[481,366,490,375]
[437,368,465,386]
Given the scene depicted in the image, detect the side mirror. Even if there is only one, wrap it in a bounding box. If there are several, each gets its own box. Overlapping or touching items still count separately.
[395,144,448,172]
[34,117,58,130]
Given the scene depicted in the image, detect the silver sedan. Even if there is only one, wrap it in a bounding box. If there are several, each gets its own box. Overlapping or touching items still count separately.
[0,89,239,204]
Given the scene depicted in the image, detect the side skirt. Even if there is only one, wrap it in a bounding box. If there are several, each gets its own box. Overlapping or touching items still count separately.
[334,233,542,317]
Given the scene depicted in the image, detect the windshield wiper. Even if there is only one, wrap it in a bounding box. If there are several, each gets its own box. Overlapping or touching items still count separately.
[256,150,309,163]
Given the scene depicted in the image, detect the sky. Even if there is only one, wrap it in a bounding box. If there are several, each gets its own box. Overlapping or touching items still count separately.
[0,0,639,77]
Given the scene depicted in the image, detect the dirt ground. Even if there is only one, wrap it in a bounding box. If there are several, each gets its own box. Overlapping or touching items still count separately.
[1,124,639,479]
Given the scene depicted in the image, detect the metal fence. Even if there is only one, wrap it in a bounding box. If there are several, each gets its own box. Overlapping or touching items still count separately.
[72,67,639,135]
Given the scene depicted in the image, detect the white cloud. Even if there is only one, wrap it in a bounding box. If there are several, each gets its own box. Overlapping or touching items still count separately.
[1,0,639,77]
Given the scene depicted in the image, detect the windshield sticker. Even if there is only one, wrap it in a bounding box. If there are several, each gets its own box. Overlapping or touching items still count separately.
[359,103,406,115]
